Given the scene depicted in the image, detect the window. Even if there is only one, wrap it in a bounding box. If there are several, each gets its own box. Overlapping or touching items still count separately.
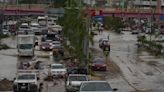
[18,74,35,80]
[19,44,33,49]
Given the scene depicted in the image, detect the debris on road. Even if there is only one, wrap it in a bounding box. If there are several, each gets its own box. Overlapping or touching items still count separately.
[0,78,13,91]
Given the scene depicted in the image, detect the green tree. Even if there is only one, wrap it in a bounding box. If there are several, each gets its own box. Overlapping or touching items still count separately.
[52,0,66,7]
[103,16,124,33]
[19,0,37,4]
[58,8,87,64]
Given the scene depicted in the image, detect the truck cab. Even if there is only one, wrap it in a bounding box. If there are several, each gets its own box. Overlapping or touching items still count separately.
[13,73,42,92]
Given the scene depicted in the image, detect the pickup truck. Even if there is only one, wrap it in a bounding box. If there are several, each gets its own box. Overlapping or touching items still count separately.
[13,72,43,92]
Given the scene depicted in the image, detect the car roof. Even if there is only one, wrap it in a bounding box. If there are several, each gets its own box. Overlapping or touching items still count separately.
[51,63,63,66]
[17,73,37,75]
[21,23,28,26]
[82,81,109,83]
[31,22,39,25]
[69,74,87,76]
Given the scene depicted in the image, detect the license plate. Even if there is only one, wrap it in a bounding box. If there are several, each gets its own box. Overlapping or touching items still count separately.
[21,86,26,89]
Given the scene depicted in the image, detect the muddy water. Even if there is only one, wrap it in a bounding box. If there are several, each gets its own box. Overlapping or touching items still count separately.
[0,55,17,80]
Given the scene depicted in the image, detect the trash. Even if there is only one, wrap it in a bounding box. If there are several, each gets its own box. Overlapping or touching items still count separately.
[0,78,13,91]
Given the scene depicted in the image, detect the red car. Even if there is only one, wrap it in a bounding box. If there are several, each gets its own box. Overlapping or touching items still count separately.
[90,58,107,71]
[40,42,53,51]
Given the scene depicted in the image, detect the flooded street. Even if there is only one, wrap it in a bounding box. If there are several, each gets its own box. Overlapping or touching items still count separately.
[92,31,164,92]
[0,55,17,80]
[0,31,164,92]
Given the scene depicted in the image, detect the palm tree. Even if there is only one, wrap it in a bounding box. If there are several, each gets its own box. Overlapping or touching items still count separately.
[58,8,88,64]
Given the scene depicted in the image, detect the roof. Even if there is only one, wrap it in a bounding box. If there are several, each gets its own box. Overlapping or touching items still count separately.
[21,23,28,26]
[37,16,48,19]
[82,81,109,83]
[51,63,63,66]
[68,74,87,76]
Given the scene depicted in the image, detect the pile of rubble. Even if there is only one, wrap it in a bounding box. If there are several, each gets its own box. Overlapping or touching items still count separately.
[0,78,13,91]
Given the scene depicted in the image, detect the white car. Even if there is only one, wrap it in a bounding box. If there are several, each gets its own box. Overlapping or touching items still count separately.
[2,28,10,35]
[79,81,117,92]
[51,41,62,49]
[50,64,67,77]
[66,74,88,92]
[30,22,41,35]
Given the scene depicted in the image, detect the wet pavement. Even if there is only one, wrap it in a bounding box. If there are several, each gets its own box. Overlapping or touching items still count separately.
[0,55,17,80]
[92,31,164,92]
[0,31,164,92]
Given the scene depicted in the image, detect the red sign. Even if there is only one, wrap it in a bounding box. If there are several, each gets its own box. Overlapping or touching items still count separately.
[91,10,103,16]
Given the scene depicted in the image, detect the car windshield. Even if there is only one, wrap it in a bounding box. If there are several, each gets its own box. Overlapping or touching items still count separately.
[52,65,64,69]
[42,42,50,45]
[94,59,105,64]
[20,25,29,29]
[80,82,112,91]
[19,44,33,49]
[31,25,40,28]
[17,74,35,80]
[52,42,61,46]
[69,76,87,81]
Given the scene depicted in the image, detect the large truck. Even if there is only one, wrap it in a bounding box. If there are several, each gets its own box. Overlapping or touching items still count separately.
[17,34,35,56]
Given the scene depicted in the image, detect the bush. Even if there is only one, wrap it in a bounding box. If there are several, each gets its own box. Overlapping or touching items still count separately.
[137,36,164,54]
[0,34,9,39]
[0,44,10,50]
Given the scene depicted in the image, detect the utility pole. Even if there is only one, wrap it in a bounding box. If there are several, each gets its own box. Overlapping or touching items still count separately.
[150,0,153,41]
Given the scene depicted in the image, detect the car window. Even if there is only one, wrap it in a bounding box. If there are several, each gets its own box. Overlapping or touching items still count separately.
[80,82,112,91]
[94,59,105,64]
[18,74,35,80]
[52,65,64,69]
[69,76,87,81]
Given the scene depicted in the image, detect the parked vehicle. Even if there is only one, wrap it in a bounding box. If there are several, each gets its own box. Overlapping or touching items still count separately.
[50,63,67,77]
[67,66,88,75]
[131,30,139,34]
[13,72,43,92]
[40,42,53,51]
[19,23,30,31]
[99,38,110,51]
[66,74,88,92]
[51,41,61,49]
[79,81,117,92]
[3,20,17,34]
[90,58,107,71]
[2,28,10,35]
[17,34,35,56]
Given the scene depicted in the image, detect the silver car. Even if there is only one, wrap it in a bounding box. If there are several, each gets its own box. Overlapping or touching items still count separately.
[79,81,117,92]
[66,74,88,92]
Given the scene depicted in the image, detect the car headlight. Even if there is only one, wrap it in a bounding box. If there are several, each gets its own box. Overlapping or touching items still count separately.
[50,46,53,49]
[42,46,45,49]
